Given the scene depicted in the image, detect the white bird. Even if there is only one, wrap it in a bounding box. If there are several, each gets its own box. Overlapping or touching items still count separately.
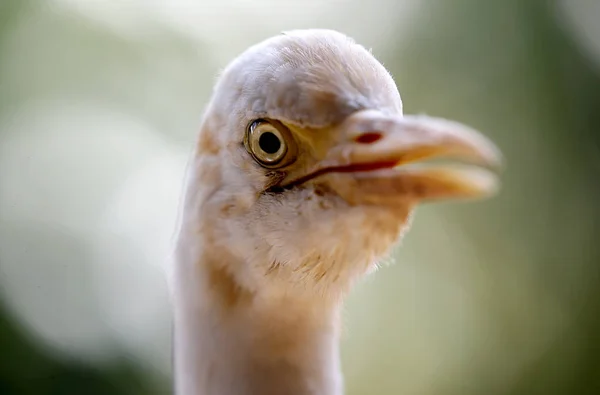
[171,29,502,395]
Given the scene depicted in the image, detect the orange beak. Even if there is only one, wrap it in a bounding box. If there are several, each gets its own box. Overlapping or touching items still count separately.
[282,110,502,206]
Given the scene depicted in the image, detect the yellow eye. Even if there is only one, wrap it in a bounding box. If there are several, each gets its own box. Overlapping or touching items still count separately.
[245,119,296,167]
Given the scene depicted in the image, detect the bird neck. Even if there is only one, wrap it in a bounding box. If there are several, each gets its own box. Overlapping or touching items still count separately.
[172,244,345,395]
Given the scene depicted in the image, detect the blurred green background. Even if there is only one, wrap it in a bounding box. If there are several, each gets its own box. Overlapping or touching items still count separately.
[1,0,599,394]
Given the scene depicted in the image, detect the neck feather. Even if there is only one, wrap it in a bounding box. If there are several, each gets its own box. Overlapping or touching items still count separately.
[172,241,345,395]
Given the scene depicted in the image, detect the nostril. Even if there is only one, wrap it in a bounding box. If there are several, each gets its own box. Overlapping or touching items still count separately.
[355,132,382,144]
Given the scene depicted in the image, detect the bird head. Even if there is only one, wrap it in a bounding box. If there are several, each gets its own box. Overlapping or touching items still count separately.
[186,29,501,299]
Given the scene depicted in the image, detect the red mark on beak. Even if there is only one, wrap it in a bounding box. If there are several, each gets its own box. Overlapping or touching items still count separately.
[355,132,382,144]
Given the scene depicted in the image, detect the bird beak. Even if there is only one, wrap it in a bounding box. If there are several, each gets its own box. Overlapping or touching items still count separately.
[283,110,503,206]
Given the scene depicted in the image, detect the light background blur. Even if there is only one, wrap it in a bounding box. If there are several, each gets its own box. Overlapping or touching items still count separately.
[1,0,599,394]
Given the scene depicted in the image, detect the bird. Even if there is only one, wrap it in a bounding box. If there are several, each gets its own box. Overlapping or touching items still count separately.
[170,29,502,395]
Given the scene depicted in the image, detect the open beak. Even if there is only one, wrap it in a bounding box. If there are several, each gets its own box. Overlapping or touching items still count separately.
[282,110,503,205]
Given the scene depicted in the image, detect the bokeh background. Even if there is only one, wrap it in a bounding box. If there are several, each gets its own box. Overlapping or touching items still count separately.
[1,0,599,394]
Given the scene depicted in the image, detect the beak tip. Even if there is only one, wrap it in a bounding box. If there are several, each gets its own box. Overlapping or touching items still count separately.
[461,168,502,199]
[482,146,505,172]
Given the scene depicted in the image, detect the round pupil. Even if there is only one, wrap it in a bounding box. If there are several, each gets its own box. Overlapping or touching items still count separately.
[258,131,282,154]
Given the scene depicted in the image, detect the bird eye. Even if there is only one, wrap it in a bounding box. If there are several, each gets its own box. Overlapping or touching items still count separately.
[245,119,296,167]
